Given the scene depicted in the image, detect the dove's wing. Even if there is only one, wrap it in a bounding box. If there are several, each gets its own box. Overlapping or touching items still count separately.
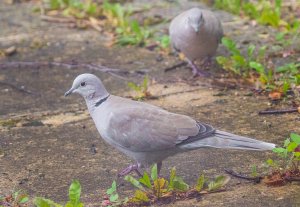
[105,105,201,152]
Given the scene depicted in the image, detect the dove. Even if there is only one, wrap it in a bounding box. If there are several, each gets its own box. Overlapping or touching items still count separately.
[169,7,223,76]
[65,73,275,176]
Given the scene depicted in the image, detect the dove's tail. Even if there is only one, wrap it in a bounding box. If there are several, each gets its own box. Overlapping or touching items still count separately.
[180,130,275,151]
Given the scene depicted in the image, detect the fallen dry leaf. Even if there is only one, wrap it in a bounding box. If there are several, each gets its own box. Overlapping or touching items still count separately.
[268,91,282,100]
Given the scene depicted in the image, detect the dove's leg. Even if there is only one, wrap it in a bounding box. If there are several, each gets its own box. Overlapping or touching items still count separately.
[157,161,162,175]
[187,59,209,77]
[118,163,142,177]
[202,56,212,68]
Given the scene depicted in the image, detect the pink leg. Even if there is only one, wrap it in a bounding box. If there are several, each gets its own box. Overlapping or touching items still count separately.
[118,163,142,177]
[187,59,209,77]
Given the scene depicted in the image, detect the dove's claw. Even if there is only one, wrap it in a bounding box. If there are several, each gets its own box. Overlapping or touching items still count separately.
[118,163,142,177]
[187,59,209,77]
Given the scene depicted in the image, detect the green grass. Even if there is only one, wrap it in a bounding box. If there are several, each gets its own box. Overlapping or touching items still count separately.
[214,0,300,31]
[42,0,159,47]
[217,37,300,94]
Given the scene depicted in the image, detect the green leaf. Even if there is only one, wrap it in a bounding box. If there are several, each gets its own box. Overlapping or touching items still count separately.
[68,180,81,206]
[34,197,63,207]
[208,175,229,192]
[283,139,290,147]
[109,193,119,202]
[127,82,141,92]
[251,165,258,177]
[139,172,152,189]
[133,190,149,202]
[19,196,29,204]
[124,175,144,190]
[272,147,286,153]
[172,176,189,191]
[168,167,176,190]
[221,37,240,55]
[287,142,298,152]
[294,152,300,157]
[247,44,256,59]
[249,61,265,74]
[266,158,274,166]
[106,181,117,195]
[130,20,141,35]
[142,75,149,91]
[196,174,205,192]
[151,164,158,181]
[291,133,300,144]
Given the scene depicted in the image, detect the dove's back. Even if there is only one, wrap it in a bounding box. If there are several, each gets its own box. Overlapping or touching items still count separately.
[169,8,223,61]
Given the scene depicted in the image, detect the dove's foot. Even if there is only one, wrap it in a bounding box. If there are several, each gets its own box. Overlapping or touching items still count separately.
[118,163,142,177]
[187,59,209,77]
[202,56,212,68]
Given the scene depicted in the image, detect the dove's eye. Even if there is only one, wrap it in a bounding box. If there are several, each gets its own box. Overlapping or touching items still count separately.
[80,82,86,87]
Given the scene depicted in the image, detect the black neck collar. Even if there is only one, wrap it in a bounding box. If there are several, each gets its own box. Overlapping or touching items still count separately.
[95,95,110,107]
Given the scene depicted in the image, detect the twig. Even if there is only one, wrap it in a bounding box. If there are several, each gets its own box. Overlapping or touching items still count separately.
[40,15,77,23]
[0,61,147,80]
[258,108,299,115]
[0,80,36,95]
[225,169,262,183]
[164,61,187,72]
[286,177,300,182]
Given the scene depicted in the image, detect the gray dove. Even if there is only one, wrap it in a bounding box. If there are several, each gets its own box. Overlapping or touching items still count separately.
[169,8,223,76]
[65,74,275,176]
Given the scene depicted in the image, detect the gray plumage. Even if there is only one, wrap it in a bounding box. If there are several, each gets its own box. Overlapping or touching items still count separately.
[169,8,223,75]
[65,74,275,175]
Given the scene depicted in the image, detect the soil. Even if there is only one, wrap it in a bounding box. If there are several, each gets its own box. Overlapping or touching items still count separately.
[0,1,300,206]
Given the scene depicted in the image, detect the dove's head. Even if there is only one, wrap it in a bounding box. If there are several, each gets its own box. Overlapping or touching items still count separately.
[187,8,204,33]
[65,73,109,100]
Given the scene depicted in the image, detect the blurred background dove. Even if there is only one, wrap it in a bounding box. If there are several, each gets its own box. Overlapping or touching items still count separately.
[169,8,223,76]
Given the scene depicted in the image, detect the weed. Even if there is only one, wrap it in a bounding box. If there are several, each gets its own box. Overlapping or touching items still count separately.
[103,181,128,206]
[102,1,151,46]
[216,37,266,76]
[268,133,300,172]
[0,190,29,207]
[217,37,300,94]
[43,0,101,18]
[155,35,171,50]
[127,75,152,100]
[124,164,229,205]
[214,0,300,31]
[261,133,300,186]
[34,180,83,207]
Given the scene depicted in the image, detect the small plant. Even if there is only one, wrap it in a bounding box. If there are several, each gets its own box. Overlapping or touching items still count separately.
[0,190,29,207]
[34,180,83,207]
[216,37,266,76]
[127,75,152,100]
[103,180,128,206]
[102,1,152,46]
[217,37,300,94]
[213,0,300,31]
[43,0,101,19]
[263,133,300,186]
[124,164,229,205]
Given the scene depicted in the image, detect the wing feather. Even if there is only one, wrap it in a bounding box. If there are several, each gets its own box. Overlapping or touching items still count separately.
[106,107,199,152]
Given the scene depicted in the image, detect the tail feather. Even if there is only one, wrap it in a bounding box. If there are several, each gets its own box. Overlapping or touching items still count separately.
[180,130,275,151]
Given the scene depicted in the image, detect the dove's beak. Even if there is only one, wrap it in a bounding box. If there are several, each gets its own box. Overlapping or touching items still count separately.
[64,87,75,97]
